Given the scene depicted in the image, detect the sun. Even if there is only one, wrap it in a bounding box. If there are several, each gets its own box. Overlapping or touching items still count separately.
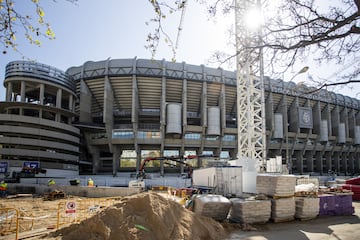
[244,7,263,31]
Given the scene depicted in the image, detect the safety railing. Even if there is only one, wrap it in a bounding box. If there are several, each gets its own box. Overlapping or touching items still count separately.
[0,208,19,239]
[0,197,122,239]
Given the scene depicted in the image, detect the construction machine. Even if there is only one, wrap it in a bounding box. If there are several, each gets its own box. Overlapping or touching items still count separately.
[128,156,194,189]
[43,190,66,201]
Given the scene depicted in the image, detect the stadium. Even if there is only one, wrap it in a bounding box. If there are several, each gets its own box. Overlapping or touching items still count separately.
[1,58,360,180]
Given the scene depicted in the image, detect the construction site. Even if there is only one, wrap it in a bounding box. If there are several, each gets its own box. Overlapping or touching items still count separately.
[1,168,360,239]
[1,0,360,239]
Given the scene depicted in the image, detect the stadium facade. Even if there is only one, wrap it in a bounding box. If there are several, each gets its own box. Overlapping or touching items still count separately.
[1,58,360,177]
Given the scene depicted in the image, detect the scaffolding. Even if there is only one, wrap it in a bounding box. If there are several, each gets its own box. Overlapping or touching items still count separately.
[235,0,266,171]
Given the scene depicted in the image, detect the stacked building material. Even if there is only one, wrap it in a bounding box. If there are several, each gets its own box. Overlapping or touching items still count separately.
[228,198,271,224]
[256,174,297,222]
[256,174,297,197]
[271,197,296,222]
[295,197,319,220]
[342,176,360,200]
[193,194,231,221]
[318,194,354,216]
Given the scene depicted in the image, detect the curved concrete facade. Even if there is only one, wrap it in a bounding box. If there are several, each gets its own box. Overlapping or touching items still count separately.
[2,58,360,177]
[0,61,79,176]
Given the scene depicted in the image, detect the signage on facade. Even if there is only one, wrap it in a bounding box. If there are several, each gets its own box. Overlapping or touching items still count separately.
[23,162,40,169]
[0,162,8,173]
[298,107,313,129]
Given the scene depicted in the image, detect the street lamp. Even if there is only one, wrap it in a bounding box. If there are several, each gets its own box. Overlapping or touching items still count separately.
[285,66,309,173]
[290,66,309,82]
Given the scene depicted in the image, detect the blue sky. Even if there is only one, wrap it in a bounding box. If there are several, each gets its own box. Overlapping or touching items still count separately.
[0,0,234,98]
[0,0,358,99]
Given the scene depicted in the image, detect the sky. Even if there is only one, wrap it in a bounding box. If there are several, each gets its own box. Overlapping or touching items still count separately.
[0,0,358,100]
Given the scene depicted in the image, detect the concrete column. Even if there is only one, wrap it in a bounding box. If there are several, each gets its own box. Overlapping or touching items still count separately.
[6,81,12,101]
[325,152,332,172]
[197,153,203,168]
[112,146,120,176]
[131,58,140,173]
[20,80,26,102]
[200,79,207,153]
[295,151,303,174]
[281,96,289,168]
[342,152,347,174]
[306,151,314,172]
[79,79,92,122]
[118,150,123,168]
[92,148,100,175]
[355,150,360,173]
[349,152,355,174]
[315,152,322,174]
[39,84,45,105]
[181,65,187,156]
[55,88,62,122]
[104,75,114,153]
[69,94,74,111]
[218,81,226,154]
[333,152,340,173]
[160,59,166,177]
[56,88,62,108]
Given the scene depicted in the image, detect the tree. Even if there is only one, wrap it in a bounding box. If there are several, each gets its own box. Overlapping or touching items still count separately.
[260,0,360,84]
[0,0,77,55]
[147,0,360,88]
[146,0,188,62]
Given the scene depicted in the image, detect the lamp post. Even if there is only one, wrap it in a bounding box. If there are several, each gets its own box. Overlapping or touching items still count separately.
[290,66,309,82]
[285,66,309,173]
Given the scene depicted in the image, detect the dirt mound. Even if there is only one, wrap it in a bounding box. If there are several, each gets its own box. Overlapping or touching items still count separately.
[45,192,226,240]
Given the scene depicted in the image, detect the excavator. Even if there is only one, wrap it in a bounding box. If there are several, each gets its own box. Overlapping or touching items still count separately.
[128,156,194,189]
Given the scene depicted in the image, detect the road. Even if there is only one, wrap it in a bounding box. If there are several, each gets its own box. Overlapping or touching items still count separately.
[225,201,360,240]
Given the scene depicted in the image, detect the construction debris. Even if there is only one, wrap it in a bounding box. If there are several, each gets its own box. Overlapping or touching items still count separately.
[43,190,66,201]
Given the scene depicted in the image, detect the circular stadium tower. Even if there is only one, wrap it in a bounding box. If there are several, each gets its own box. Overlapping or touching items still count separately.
[0,61,80,178]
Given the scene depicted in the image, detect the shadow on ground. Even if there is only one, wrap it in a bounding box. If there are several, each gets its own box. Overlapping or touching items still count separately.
[224,201,360,240]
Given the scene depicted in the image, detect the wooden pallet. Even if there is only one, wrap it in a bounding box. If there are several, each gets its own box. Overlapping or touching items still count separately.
[271,194,295,199]
[294,191,318,197]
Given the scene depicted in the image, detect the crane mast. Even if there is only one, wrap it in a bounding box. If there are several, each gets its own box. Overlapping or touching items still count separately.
[235,0,266,171]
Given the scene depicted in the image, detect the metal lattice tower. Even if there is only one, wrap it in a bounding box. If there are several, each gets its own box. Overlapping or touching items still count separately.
[235,0,266,170]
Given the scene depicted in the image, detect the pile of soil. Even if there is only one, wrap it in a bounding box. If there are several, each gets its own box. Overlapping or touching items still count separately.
[44,192,226,240]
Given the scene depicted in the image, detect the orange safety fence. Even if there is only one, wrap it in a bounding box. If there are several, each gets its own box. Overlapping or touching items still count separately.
[0,208,19,239]
[0,197,123,239]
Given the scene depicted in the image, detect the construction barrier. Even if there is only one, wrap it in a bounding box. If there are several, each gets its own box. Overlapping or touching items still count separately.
[0,197,123,239]
[0,208,19,239]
